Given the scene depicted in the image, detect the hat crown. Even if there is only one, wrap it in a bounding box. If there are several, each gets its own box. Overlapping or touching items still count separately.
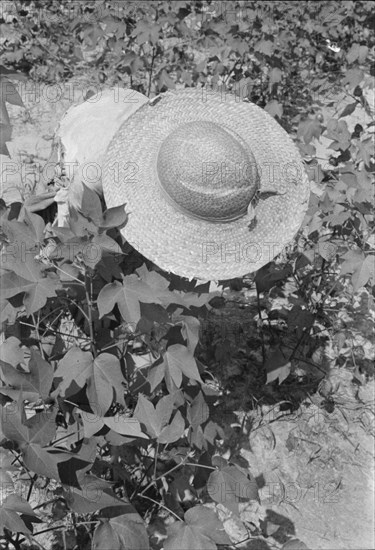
[156,121,259,221]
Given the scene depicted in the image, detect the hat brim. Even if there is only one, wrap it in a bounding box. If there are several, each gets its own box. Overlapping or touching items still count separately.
[102,88,309,280]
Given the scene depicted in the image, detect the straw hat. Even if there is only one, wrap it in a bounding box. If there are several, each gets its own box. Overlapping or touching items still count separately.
[102,88,310,281]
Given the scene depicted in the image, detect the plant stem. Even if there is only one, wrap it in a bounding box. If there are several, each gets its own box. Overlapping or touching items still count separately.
[139,494,182,521]
[147,46,156,97]
[27,474,38,501]
[184,462,216,470]
[84,269,97,358]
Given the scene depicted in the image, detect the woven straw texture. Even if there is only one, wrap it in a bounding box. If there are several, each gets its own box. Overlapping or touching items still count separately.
[103,88,310,281]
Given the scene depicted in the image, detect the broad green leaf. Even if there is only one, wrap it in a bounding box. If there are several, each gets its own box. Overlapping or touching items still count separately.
[97,276,161,326]
[134,393,160,438]
[165,521,216,550]
[23,445,62,480]
[139,302,170,324]
[339,102,357,118]
[265,99,283,118]
[342,68,364,89]
[255,263,292,293]
[340,249,365,276]
[0,299,20,325]
[203,421,225,446]
[100,204,128,229]
[0,449,16,487]
[0,122,11,155]
[158,410,185,444]
[89,353,126,414]
[187,391,209,429]
[54,348,125,415]
[1,217,42,251]
[134,394,171,438]
[147,361,166,393]
[0,272,34,299]
[77,183,103,225]
[92,233,123,255]
[0,405,59,478]
[0,337,26,367]
[165,505,230,550]
[0,494,37,536]
[0,77,24,107]
[136,264,213,310]
[207,464,259,514]
[346,43,360,63]
[177,315,200,353]
[93,513,149,550]
[103,415,148,439]
[265,351,291,384]
[269,67,282,85]
[351,255,374,291]
[23,274,61,315]
[163,344,203,387]
[317,239,337,261]
[80,412,105,438]
[63,474,130,514]
[92,521,122,550]
[54,346,93,394]
[0,349,53,400]
[287,306,314,331]
[254,39,274,56]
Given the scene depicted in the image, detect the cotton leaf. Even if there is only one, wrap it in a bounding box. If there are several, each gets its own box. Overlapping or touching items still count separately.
[165,505,231,550]
[97,276,161,327]
[134,394,164,438]
[340,249,365,276]
[100,204,128,229]
[103,415,148,439]
[63,475,131,515]
[0,494,37,536]
[187,391,209,429]
[0,349,53,400]
[351,255,374,291]
[339,102,357,118]
[54,346,93,395]
[0,337,26,367]
[54,348,125,415]
[265,100,283,119]
[93,513,149,550]
[265,351,291,384]
[164,344,203,386]
[207,464,259,515]
[158,410,186,444]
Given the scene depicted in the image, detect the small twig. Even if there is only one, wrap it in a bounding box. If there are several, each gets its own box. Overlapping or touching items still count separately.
[84,269,97,357]
[19,322,90,343]
[153,442,160,481]
[256,289,266,364]
[27,474,38,502]
[139,494,182,521]
[63,296,91,325]
[147,46,157,97]
[33,498,59,511]
[31,313,44,356]
[55,265,85,286]
[184,462,216,470]
[33,525,65,537]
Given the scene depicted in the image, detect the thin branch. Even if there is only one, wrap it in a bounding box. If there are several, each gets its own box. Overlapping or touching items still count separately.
[84,269,97,358]
[147,46,157,97]
[139,494,182,521]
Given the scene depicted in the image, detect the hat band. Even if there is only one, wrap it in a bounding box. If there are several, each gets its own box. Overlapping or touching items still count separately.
[155,173,249,224]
